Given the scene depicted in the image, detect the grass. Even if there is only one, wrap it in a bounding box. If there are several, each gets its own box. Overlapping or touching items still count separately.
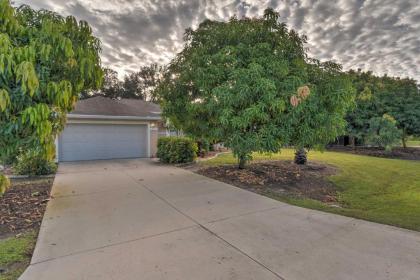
[407,140,420,147]
[200,149,420,231]
[0,231,37,280]
[406,136,420,147]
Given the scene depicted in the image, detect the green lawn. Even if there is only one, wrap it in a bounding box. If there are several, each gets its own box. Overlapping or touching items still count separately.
[406,136,420,147]
[407,140,420,147]
[200,149,420,231]
[0,232,36,280]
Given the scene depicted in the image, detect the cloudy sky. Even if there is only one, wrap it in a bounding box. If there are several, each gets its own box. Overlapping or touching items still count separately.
[15,0,420,81]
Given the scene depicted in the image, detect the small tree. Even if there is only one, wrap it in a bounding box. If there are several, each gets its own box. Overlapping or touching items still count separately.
[366,115,401,151]
[378,77,420,148]
[158,9,354,168]
[0,1,103,192]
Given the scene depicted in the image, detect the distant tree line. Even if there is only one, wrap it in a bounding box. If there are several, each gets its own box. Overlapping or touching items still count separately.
[345,70,420,150]
[80,63,163,102]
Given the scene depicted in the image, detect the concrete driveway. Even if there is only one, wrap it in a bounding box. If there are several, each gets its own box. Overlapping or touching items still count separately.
[21,159,420,280]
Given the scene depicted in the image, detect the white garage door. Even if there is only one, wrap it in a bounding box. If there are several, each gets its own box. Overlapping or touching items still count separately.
[59,123,148,161]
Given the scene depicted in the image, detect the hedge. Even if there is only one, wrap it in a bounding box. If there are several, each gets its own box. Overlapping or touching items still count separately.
[157,137,198,163]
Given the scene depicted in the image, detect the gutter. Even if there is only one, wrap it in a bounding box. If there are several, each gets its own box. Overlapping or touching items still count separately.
[67,114,161,121]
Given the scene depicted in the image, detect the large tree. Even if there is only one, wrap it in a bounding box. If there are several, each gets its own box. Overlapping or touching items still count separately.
[137,63,163,102]
[121,64,163,100]
[0,1,102,192]
[121,71,143,99]
[83,64,163,101]
[345,70,383,145]
[80,68,119,99]
[158,9,354,168]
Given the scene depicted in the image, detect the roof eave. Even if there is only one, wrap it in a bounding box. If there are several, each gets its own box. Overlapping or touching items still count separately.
[67,114,162,121]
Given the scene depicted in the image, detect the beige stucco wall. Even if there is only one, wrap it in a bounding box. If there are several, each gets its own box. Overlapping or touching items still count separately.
[150,127,159,158]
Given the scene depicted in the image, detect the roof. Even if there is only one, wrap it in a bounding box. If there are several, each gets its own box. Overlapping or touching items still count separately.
[69,96,161,119]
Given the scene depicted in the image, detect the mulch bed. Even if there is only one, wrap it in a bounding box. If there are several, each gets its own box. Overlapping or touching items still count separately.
[0,178,53,239]
[327,146,420,160]
[196,160,338,203]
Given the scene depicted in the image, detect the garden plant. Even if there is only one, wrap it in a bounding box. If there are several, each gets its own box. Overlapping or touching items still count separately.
[0,0,103,192]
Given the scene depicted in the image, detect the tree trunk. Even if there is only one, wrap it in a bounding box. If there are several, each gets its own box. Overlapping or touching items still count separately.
[350,136,356,149]
[402,129,407,149]
[238,155,247,169]
[294,148,307,165]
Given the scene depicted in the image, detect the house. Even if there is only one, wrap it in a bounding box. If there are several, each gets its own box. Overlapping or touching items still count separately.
[55,96,165,162]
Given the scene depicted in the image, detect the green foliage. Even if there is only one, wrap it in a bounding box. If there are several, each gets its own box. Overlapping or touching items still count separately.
[0,173,10,195]
[13,149,57,175]
[83,64,163,101]
[120,64,163,101]
[289,61,355,151]
[0,0,103,163]
[157,136,198,163]
[139,64,164,102]
[378,76,420,147]
[346,70,420,147]
[365,115,401,151]
[158,9,354,168]
[81,68,120,99]
[345,70,381,143]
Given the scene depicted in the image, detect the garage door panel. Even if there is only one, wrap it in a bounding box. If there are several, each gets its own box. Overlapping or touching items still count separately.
[59,123,148,161]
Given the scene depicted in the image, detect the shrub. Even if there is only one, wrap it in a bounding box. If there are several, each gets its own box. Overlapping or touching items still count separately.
[157,137,198,163]
[366,114,401,151]
[14,150,57,176]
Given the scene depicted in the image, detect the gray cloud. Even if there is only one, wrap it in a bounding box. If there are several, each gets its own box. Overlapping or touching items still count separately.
[15,0,420,81]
